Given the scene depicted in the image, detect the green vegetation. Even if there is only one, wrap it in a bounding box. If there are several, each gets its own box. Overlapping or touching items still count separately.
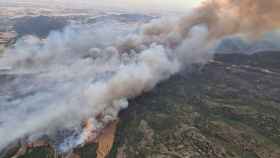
[0,45,4,56]
[3,51,280,158]
[73,144,98,158]
[18,147,55,158]
[109,51,280,158]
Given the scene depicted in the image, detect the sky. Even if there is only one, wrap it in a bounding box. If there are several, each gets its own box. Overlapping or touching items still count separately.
[1,0,204,12]
[90,0,203,11]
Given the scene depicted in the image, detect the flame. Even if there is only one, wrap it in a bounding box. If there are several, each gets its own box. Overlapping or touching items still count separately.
[82,118,100,144]
[80,118,119,158]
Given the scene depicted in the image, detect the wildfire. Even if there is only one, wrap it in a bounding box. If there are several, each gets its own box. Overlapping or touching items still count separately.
[82,118,100,144]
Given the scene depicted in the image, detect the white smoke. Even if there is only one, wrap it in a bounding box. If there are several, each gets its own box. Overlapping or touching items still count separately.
[0,17,213,152]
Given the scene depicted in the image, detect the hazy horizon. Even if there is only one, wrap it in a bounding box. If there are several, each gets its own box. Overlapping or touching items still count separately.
[0,0,203,12]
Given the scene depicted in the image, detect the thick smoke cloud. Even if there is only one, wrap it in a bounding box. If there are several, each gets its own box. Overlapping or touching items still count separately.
[0,21,188,151]
[0,0,279,152]
[178,0,280,39]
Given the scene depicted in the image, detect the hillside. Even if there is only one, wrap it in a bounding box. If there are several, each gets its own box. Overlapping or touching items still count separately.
[2,50,280,158]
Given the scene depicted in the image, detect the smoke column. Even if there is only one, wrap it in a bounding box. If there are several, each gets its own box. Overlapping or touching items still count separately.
[0,0,279,152]
[178,0,280,39]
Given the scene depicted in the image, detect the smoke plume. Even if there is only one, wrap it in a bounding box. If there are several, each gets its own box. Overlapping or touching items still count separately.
[0,0,279,152]
[178,0,280,39]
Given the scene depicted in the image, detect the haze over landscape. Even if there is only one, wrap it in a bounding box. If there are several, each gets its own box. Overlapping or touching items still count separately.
[1,0,202,12]
[0,0,280,158]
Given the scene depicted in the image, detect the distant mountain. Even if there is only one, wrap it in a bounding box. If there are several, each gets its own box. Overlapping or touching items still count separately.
[11,14,153,38]
[87,14,154,24]
[215,37,280,54]
[247,40,280,54]
[214,37,249,54]
[13,16,68,38]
